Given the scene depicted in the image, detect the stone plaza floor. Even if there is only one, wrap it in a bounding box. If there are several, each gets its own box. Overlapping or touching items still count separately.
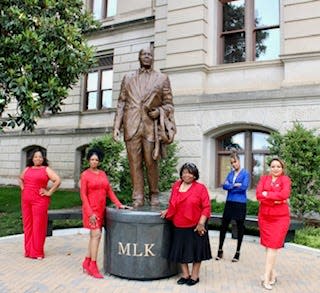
[0,229,319,293]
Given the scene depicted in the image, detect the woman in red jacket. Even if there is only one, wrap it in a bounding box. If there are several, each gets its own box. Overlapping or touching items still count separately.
[161,162,212,286]
[80,148,130,279]
[256,158,291,290]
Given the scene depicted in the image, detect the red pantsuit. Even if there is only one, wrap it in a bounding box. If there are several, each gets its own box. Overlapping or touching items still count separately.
[21,167,50,258]
[256,175,291,248]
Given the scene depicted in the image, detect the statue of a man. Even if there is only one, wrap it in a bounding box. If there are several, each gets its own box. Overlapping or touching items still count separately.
[113,48,176,208]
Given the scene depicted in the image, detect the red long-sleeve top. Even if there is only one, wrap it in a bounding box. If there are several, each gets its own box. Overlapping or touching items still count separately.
[256,175,291,216]
[166,180,211,228]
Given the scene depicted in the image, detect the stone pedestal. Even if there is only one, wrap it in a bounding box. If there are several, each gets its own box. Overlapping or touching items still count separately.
[104,207,178,280]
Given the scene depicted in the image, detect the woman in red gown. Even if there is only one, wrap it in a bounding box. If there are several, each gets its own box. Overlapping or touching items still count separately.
[20,148,61,259]
[256,158,291,290]
[80,148,130,279]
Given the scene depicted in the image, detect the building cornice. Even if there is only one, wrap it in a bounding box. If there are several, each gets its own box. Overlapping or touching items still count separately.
[161,60,283,74]
[0,127,112,137]
[280,51,320,62]
[87,16,155,36]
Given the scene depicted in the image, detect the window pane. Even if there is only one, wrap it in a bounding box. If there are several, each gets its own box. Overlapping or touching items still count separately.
[102,90,112,108]
[224,32,245,63]
[87,92,97,110]
[255,28,280,61]
[102,70,113,89]
[93,0,103,20]
[87,72,98,91]
[220,132,245,151]
[252,132,270,150]
[220,155,232,186]
[107,0,117,17]
[255,0,279,27]
[252,154,270,186]
[223,0,245,31]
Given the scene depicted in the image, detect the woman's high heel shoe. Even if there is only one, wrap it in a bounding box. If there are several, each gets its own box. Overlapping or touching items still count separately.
[82,257,91,274]
[88,261,104,279]
[215,249,223,260]
[261,281,272,290]
[269,277,277,285]
[232,251,240,262]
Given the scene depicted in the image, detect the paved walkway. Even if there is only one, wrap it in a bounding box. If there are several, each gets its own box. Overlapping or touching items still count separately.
[0,229,319,293]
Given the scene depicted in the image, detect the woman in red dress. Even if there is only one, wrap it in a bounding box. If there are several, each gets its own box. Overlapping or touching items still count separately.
[80,148,130,279]
[161,162,212,286]
[19,148,61,259]
[256,157,291,290]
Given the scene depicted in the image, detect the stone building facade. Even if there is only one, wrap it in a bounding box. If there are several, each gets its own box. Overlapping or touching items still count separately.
[1,0,320,193]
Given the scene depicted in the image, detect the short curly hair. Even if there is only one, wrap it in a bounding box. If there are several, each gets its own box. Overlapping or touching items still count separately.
[86,148,104,162]
[179,162,199,180]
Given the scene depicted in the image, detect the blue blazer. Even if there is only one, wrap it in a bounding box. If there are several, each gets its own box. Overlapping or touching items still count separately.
[222,169,250,203]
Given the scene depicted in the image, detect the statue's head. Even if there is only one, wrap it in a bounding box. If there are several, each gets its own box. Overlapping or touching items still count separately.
[139,48,153,69]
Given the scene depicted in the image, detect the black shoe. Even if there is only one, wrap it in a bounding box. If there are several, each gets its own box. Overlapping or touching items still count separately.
[232,251,240,262]
[177,276,190,285]
[215,249,223,260]
[186,278,199,286]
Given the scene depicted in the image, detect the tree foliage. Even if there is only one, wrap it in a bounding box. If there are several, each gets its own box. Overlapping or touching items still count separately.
[0,0,98,131]
[267,123,320,219]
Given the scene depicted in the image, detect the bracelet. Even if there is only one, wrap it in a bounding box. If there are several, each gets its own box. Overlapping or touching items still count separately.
[198,223,204,226]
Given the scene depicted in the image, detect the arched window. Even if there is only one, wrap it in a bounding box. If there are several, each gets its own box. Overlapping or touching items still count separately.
[74,144,89,188]
[216,130,270,188]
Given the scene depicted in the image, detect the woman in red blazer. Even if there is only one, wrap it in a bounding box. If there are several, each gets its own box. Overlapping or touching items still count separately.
[161,162,212,286]
[256,158,291,290]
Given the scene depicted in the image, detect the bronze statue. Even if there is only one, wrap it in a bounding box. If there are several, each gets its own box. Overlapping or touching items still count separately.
[113,48,176,207]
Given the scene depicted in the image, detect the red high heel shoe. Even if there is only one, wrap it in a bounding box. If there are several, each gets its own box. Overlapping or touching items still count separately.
[88,261,104,279]
[82,257,91,274]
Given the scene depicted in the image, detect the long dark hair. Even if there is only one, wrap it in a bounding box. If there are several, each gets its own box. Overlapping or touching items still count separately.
[26,148,49,167]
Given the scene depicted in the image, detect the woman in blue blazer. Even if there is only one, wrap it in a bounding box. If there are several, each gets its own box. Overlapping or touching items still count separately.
[215,152,250,262]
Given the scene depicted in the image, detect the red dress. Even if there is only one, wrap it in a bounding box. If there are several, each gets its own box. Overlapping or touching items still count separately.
[256,175,291,248]
[21,167,50,258]
[80,169,121,229]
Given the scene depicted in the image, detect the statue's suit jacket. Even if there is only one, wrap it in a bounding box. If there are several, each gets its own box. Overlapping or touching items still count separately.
[114,68,175,143]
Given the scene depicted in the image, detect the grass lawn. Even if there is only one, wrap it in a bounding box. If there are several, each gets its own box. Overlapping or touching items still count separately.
[1,186,319,249]
[0,186,82,237]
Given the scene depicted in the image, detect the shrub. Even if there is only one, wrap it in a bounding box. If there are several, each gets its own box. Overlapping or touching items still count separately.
[267,123,320,219]
[82,134,125,192]
[294,226,320,249]
[211,199,259,216]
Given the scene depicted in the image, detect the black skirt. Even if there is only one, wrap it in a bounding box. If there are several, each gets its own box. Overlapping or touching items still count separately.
[223,201,247,221]
[168,224,212,263]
